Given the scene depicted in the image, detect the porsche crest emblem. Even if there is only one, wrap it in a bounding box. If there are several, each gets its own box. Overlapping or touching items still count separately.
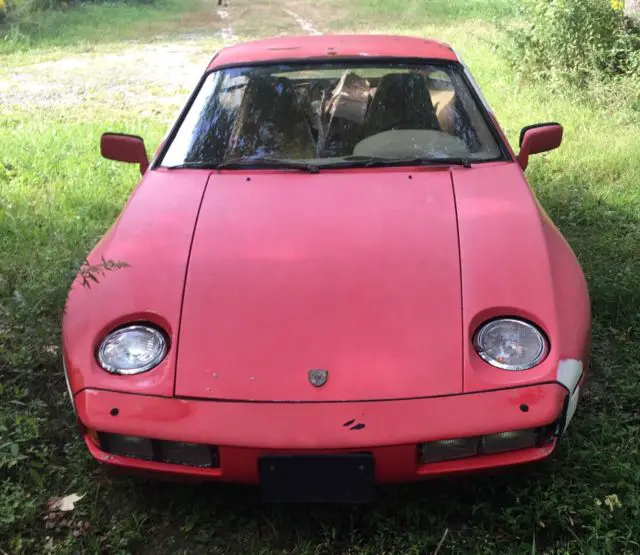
[308,369,328,387]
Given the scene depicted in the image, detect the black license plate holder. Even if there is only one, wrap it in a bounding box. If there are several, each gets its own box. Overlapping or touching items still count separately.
[259,454,375,503]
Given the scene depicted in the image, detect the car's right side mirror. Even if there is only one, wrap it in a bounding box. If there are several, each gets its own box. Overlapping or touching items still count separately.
[100,132,150,175]
[517,123,563,171]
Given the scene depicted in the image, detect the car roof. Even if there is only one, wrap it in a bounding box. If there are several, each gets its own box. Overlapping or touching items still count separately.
[207,34,459,70]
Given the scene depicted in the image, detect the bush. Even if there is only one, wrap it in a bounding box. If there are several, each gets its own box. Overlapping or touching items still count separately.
[504,0,640,85]
[1,0,154,26]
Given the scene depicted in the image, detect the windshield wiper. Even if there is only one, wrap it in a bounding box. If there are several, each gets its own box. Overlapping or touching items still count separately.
[219,156,320,173]
[340,156,473,169]
[165,162,220,170]
[167,156,472,172]
[166,157,320,173]
[311,156,472,170]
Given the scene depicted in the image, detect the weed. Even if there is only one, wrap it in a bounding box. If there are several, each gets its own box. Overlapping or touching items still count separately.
[502,0,640,85]
[2,0,640,552]
[0,0,203,54]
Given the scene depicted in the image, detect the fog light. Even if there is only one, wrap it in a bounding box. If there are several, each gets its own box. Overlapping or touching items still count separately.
[96,433,221,468]
[158,441,217,468]
[99,433,154,460]
[482,429,538,454]
[418,437,478,464]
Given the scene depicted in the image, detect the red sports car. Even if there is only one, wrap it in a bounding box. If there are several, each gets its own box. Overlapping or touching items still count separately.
[62,34,591,502]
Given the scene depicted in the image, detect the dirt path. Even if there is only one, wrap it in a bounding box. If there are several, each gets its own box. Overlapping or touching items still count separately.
[0,0,335,111]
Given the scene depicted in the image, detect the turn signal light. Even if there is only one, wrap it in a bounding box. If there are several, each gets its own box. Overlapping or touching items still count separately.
[418,427,550,464]
[97,433,220,468]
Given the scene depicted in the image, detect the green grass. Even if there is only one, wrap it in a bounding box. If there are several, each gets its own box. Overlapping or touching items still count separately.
[2,0,640,552]
[358,0,516,23]
[0,0,203,55]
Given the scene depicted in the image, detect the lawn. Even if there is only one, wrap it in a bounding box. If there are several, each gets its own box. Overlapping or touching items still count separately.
[0,0,207,55]
[1,0,640,553]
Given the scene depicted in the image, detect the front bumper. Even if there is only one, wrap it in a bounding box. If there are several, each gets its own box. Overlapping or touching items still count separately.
[75,383,569,484]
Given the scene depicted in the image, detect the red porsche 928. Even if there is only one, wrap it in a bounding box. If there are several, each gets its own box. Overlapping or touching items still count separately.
[62,34,591,502]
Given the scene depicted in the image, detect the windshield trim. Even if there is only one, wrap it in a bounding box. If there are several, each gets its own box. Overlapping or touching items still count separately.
[152,57,513,171]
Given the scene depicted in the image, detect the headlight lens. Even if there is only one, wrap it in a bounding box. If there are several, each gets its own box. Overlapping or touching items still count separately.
[473,318,548,370]
[97,325,167,375]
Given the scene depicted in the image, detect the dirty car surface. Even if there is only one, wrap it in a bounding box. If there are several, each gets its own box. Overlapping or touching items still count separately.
[62,35,591,502]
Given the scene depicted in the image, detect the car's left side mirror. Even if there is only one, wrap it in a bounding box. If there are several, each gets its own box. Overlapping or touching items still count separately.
[517,123,563,171]
[101,132,149,175]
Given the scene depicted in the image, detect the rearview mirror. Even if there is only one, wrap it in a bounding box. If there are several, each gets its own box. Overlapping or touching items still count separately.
[517,123,563,171]
[100,132,149,175]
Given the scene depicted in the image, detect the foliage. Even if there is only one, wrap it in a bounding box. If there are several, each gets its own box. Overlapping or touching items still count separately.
[6,0,154,17]
[0,0,186,51]
[358,0,514,23]
[2,0,640,552]
[0,0,197,56]
[1,0,153,28]
[79,258,130,289]
[504,0,640,85]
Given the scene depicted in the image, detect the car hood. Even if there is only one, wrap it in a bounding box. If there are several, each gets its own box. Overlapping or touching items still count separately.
[62,169,210,397]
[452,163,562,393]
[175,170,463,401]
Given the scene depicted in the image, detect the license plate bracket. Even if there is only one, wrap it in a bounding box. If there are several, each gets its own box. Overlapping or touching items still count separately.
[259,453,375,503]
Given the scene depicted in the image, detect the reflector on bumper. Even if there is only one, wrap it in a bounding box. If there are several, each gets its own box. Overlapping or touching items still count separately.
[99,434,155,460]
[418,426,553,464]
[97,433,220,468]
[419,437,478,463]
[482,429,537,454]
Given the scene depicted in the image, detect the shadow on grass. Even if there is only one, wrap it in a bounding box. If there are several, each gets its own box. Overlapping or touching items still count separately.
[85,162,640,553]
[4,161,640,554]
[80,174,640,553]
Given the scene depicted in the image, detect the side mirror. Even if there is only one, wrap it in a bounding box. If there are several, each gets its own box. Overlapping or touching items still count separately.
[517,122,563,171]
[100,132,149,175]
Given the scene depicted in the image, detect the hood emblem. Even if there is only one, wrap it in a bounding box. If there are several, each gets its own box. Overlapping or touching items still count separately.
[308,369,328,387]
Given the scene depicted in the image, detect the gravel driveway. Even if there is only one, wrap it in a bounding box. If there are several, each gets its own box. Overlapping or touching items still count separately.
[0,0,329,112]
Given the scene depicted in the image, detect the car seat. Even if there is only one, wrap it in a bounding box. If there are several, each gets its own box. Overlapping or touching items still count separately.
[227,75,315,159]
[321,71,371,157]
[360,72,440,139]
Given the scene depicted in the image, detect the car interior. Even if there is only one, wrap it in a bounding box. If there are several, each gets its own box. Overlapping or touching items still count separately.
[180,66,499,164]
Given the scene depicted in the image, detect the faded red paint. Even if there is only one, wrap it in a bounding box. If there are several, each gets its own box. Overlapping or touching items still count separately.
[62,169,209,397]
[62,34,591,486]
[77,383,563,483]
[176,169,462,401]
[208,34,458,70]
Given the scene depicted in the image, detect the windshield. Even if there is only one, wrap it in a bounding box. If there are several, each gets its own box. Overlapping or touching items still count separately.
[160,61,504,168]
